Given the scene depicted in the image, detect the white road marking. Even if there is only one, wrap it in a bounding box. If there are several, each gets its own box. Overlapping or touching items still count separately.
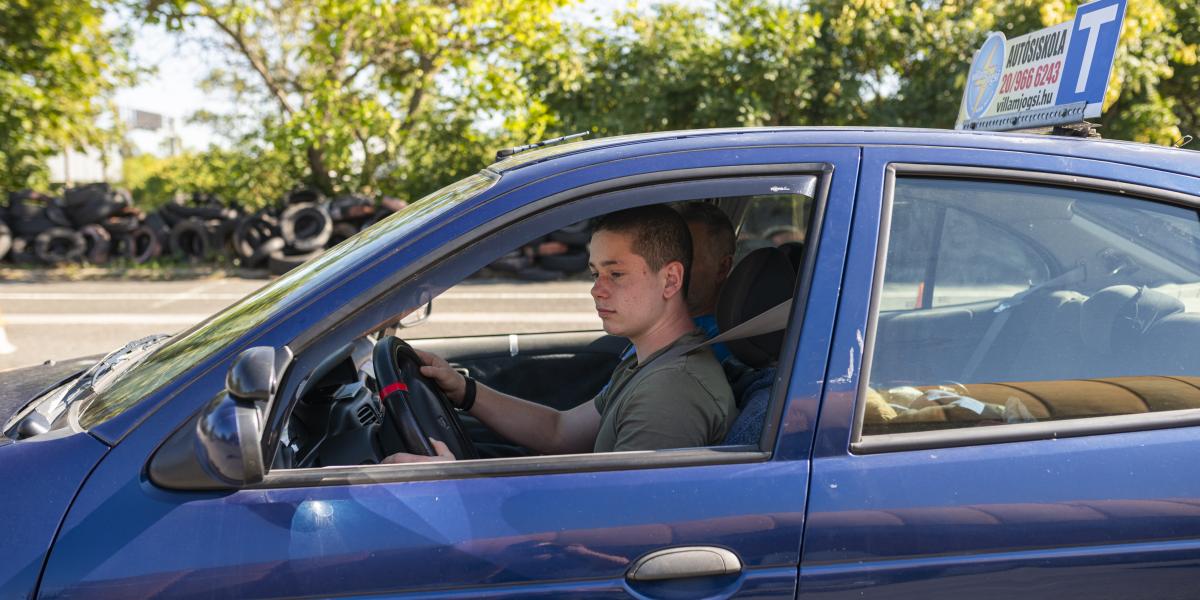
[148,279,231,310]
[6,312,601,326]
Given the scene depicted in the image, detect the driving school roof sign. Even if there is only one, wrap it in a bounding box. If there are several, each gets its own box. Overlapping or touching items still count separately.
[955,0,1127,132]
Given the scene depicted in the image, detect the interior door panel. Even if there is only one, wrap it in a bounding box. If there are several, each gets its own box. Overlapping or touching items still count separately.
[413,330,626,411]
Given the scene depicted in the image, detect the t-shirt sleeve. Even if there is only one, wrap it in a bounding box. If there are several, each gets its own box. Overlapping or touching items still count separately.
[609,369,717,452]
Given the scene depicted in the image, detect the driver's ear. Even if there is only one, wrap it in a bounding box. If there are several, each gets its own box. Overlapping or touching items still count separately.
[661,260,685,299]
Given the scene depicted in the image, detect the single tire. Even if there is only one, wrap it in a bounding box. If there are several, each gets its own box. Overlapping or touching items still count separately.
[79,224,112,264]
[63,183,128,227]
[116,226,162,264]
[280,203,332,252]
[11,208,55,237]
[45,201,72,227]
[268,247,322,276]
[0,220,12,261]
[327,222,358,247]
[330,194,374,222]
[286,187,324,205]
[33,227,86,264]
[168,219,217,261]
[101,213,141,235]
[162,199,234,222]
[538,250,589,273]
[143,211,172,237]
[245,236,286,268]
[232,214,280,261]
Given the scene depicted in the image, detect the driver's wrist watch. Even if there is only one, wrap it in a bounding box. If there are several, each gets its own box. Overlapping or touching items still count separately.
[459,375,477,412]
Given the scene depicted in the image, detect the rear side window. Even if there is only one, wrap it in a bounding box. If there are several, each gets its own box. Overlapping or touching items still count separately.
[862,177,1200,439]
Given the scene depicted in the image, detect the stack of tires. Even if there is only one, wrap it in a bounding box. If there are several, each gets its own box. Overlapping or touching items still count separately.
[233,188,333,275]
[0,186,139,265]
[486,219,591,281]
[159,193,242,263]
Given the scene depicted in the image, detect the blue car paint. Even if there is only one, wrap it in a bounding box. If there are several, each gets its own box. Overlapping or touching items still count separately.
[3,128,1199,598]
[800,144,1200,598]
[0,430,108,600]
[36,140,864,599]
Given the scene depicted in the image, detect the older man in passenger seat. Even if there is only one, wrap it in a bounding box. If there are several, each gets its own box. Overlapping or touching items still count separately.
[383,205,736,463]
[676,202,736,363]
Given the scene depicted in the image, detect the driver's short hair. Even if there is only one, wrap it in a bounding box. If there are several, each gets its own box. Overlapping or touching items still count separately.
[592,205,691,297]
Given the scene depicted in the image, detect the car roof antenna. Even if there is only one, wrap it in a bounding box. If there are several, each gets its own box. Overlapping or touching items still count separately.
[495,131,591,161]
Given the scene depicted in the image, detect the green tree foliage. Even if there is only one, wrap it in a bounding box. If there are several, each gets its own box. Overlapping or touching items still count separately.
[122,144,292,209]
[534,0,1199,147]
[0,0,132,192]
[138,0,569,200]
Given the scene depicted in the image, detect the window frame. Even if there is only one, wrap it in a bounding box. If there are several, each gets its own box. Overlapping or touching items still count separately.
[255,164,835,488]
[852,163,1200,455]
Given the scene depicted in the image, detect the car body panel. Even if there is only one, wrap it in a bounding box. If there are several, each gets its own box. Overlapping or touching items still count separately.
[38,142,861,598]
[800,144,1200,598]
[10,128,1200,599]
[0,430,107,600]
[0,358,97,430]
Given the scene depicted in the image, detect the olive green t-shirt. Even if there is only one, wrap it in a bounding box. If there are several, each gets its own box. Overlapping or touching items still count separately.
[592,330,737,452]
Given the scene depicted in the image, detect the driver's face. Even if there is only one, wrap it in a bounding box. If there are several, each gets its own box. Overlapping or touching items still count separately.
[588,230,670,339]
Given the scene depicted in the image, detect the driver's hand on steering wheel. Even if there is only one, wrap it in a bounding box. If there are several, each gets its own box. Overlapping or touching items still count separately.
[414,349,467,407]
[381,438,456,464]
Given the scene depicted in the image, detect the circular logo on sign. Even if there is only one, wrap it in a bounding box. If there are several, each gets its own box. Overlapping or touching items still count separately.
[965,32,1006,120]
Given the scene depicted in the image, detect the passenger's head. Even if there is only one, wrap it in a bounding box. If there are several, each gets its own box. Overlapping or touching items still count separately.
[676,202,735,317]
[588,205,692,339]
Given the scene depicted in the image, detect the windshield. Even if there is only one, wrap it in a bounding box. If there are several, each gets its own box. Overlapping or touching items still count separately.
[78,173,498,430]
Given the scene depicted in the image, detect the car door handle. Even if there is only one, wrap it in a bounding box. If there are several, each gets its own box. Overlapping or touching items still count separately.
[626,546,743,582]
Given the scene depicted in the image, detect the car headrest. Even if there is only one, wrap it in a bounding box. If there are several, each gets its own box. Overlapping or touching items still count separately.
[717,247,796,368]
[1080,285,1184,353]
[778,241,805,271]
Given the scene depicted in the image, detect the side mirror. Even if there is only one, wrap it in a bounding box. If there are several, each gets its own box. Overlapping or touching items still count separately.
[398,300,432,328]
[150,346,292,490]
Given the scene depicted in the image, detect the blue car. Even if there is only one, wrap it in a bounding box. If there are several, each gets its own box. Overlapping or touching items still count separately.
[4,127,1200,599]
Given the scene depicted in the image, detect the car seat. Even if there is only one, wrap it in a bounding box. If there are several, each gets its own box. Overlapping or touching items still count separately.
[1078,284,1184,378]
[718,247,796,445]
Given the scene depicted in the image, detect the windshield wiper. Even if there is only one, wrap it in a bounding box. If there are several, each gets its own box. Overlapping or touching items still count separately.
[60,334,171,408]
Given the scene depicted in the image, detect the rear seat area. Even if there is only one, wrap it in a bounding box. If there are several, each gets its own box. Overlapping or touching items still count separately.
[865,284,1200,434]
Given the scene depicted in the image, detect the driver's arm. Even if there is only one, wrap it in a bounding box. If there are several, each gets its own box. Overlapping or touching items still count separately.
[415,349,600,455]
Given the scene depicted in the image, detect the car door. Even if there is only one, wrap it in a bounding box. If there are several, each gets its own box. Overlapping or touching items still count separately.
[801,145,1200,599]
[38,145,860,599]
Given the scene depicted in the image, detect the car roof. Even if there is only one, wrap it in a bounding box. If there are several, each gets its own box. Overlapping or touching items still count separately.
[487,127,1200,180]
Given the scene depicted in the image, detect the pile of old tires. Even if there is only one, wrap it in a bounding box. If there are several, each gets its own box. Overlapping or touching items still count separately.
[0,187,407,275]
[484,219,591,281]
[0,186,593,280]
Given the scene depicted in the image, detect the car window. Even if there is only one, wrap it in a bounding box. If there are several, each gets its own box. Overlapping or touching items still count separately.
[400,188,818,340]
[78,173,497,429]
[279,179,820,470]
[730,193,812,263]
[862,177,1200,439]
[879,181,1050,310]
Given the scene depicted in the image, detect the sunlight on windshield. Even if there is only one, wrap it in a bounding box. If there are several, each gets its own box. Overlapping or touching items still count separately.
[78,173,498,429]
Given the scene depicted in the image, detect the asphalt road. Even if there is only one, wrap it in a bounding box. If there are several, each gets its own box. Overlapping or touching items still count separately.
[0,277,600,371]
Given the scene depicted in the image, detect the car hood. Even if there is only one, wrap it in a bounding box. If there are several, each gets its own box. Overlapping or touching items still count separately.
[0,358,100,436]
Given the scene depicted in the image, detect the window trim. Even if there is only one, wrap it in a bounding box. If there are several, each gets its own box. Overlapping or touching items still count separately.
[852,163,1200,455]
[260,163,835,487]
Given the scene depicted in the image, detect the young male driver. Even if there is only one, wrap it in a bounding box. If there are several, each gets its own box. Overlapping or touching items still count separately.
[384,205,736,463]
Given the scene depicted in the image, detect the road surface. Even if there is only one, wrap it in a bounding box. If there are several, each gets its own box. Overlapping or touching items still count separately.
[0,277,600,371]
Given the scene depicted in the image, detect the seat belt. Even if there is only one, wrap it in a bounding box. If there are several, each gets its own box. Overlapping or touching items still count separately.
[600,298,794,403]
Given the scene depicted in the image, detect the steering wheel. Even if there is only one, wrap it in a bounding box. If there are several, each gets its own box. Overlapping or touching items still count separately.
[372,336,478,460]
